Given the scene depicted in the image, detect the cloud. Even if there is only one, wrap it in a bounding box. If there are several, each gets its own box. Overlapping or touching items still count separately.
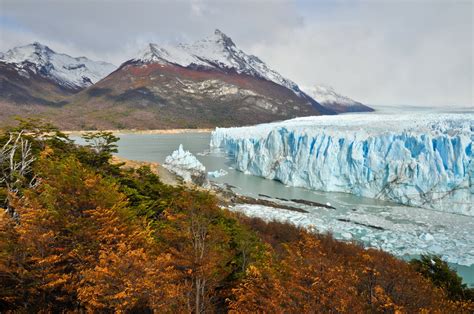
[250,1,473,107]
[0,0,301,62]
[0,0,471,107]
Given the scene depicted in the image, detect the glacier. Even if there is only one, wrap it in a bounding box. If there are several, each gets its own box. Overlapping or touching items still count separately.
[211,113,474,215]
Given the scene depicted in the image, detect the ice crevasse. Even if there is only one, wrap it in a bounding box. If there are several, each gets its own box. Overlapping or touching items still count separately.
[211,113,473,215]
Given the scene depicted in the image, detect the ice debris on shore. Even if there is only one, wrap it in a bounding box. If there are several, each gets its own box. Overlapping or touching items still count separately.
[229,202,474,267]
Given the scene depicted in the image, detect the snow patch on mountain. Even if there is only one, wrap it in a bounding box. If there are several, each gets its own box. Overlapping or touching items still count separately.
[0,42,116,90]
[302,85,361,107]
[211,113,474,215]
[134,29,304,97]
[301,85,373,112]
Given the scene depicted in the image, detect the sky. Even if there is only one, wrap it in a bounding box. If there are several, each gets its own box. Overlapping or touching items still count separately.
[0,0,472,107]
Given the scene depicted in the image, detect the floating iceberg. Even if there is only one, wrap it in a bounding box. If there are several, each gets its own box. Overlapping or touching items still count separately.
[164,144,207,185]
[208,169,228,178]
[211,113,474,215]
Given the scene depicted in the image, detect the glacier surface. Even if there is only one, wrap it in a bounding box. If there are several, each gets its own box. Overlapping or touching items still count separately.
[211,113,474,215]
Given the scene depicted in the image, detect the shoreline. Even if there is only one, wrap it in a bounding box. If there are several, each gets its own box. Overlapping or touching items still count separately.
[64,128,214,135]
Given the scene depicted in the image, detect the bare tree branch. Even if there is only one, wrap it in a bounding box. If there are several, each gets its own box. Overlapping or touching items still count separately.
[0,131,37,216]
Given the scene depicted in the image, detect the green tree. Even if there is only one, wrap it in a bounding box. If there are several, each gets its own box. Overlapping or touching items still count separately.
[410,254,474,302]
[82,131,118,155]
[76,131,121,175]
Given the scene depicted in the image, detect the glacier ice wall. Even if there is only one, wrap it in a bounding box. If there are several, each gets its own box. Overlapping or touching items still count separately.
[211,114,473,215]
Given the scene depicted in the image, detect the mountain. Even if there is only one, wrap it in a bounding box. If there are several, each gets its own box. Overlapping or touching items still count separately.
[0,32,372,130]
[136,29,304,97]
[0,61,72,107]
[0,42,116,91]
[64,30,334,129]
[0,42,116,126]
[302,85,373,113]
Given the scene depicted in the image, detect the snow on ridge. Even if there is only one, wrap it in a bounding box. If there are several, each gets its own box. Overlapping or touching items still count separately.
[302,85,364,108]
[0,42,116,89]
[134,29,303,97]
[211,113,474,215]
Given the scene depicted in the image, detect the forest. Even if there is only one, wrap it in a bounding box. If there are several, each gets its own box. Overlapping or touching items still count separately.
[0,119,473,313]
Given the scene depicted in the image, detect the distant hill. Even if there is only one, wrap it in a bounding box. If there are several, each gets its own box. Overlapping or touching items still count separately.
[302,85,374,113]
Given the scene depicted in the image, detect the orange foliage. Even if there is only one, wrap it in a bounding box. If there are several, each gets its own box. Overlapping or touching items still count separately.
[1,154,472,312]
[158,190,235,312]
[0,157,185,312]
[229,216,474,313]
[77,206,184,311]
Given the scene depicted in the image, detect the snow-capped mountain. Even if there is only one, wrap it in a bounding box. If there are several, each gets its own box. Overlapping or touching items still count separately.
[131,31,372,114]
[302,85,373,113]
[0,30,371,129]
[65,29,333,129]
[0,42,116,91]
[134,29,304,98]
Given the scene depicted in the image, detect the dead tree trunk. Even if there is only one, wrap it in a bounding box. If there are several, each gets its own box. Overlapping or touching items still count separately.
[0,131,36,217]
[189,212,208,314]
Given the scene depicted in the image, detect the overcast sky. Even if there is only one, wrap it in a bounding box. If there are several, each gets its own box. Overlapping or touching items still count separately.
[0,0,472,107]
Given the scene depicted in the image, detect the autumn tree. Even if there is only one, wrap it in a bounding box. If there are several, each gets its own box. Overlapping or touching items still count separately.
[77,205,184,312]
[227,251,289,313]
[228,218,473,313]
[0,156,183,311]
[157,190,235,313]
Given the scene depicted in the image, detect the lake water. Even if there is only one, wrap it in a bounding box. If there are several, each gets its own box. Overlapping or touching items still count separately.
[89,131,474,287]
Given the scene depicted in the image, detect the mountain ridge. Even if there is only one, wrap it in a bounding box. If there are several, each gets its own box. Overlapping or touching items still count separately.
[0,31,373,129]
[0,42,116,91]
[302,85,374,113]
[133,29,306,98]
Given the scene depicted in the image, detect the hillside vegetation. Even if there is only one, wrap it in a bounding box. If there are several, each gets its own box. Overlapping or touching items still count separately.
[0,119,472,312]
